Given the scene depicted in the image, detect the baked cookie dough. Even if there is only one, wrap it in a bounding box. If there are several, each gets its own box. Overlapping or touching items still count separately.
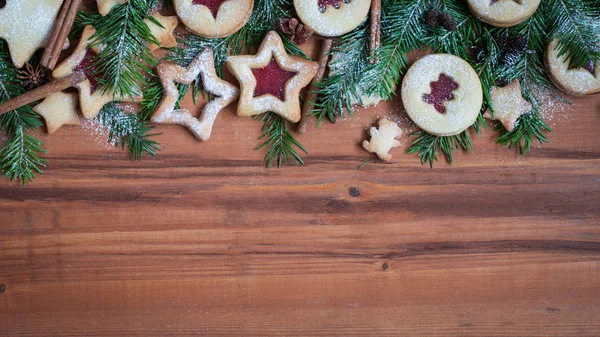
[546,39,600,96]
[174,0,254,38]
[467,0,541,28]
[401,54,482,136]
[293,0,371,37]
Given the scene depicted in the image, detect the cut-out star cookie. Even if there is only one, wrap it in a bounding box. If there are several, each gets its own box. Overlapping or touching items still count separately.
[484,80,532,131]
[0,0,69,68]
[362,118,402,162]
[226,31,319,123]
[33,91,81,135]
[151,48,239,141]
[52,25,139,119]
[144,12,179,52]
[97,0,129,16]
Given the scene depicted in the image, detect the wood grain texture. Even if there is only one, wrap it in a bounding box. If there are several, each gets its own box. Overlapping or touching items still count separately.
[1,1,600,335]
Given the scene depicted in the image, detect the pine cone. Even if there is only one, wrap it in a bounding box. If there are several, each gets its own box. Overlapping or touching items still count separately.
[494,33,508,48]
[439,13,457,31]
[500,50,522,66]
[279,18,313,45]
[423,9,440,28]
[508,34,528,52]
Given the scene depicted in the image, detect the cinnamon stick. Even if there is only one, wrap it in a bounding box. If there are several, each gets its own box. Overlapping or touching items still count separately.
[369,0,382,64]
[0,71,87,115]
[297,38,333,134]
[40,0,73,68]
[47,0,84,70]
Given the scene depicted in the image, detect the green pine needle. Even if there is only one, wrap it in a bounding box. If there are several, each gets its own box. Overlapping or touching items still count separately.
[97,103,160,160]
[496,109,551,155]
[0,127,47,185]
[257,112,308,168]
[407,130,472,168]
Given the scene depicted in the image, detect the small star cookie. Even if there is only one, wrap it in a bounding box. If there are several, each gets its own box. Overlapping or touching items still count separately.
[174,0,254,38]
[293,0,371,37]
[484,80,532,131]
[362,118,402,162]
[144,12,179,52]
[151,48,239,141]
[226,31,318,123]
[0,0,69,68]
[33,91,81,135]
[546,39,600,97]
[52,25,140,119]
[96,0,129,16]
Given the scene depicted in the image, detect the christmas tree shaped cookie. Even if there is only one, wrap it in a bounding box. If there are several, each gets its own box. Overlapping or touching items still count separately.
[174,0,254,38]
[152,48,239,141]
[0,0,69,68]
[293,0,371,37]
[52,25,139,119]
[227,31,318,123]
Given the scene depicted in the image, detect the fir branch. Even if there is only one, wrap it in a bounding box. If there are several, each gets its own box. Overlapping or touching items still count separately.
[496,108,551,155]
[543,0,600,69]
[0,127,47,185]
[84,0,160,98]
[97,103,160,160]
[257,112,307,168]
[407,130,472,168]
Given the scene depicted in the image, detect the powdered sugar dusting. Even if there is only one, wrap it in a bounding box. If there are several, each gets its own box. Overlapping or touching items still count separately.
[78,117,113,150]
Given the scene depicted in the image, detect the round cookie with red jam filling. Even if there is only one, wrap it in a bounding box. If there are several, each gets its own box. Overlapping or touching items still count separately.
[174,0,254,38]
[546,39,600,97]
[293,0,371,37]
[401,54,482,137]
[467,0,541,28]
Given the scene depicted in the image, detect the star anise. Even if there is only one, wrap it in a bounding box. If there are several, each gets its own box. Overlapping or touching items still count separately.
[279,18,313,45]
[17,63,49,91]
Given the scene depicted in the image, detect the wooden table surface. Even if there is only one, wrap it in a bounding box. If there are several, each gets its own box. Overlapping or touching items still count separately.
[2,2,600,336]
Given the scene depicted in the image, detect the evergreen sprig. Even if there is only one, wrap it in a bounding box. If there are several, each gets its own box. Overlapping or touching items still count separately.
[407,130,472,168]
[81,0,160,98]
[496,108,551,155]
[257,112,308,168]
[97,103,160,160]
[0,42,46,184]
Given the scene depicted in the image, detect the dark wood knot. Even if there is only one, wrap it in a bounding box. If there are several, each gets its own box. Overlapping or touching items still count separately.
[348,187,360,197]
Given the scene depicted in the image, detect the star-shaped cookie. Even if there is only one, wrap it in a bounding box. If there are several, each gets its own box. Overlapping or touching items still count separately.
[33,91,81,134]
[52,25,139,119]
[484,80,532,131]
[0,0,67,68]
[151,48,239,141]
[144,12,179,52]
[226,31,318,123]
[97,0,129,16]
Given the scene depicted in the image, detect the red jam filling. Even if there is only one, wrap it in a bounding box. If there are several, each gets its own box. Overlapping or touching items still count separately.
[251,58,296,101]
[192,0,228,18]
[74,49,103,92]
[421,73,459,114]
[318,0,351,13]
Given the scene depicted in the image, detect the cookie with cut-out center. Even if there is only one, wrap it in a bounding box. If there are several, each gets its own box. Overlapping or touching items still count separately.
[226,31,318,123]
[174,0,254,38]
[293,0,371,37]
[546,39,600,97]
[467,0,541,28]
[401,54,482,136]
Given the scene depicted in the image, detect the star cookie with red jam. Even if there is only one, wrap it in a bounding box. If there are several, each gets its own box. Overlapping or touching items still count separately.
[174,0,254,38]
[151,48,239,141]
[226,31,319,123]
[52,26,140,119]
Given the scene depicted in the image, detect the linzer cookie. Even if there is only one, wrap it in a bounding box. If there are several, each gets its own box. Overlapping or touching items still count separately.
[467,0,541,28]
[546,39,600,97]
[0,0,69,68]
[53,25,139,119]
[174,0,254,38]
[401,54,482,136]
[227,31,318,123]
[152,48,239,141]
[293,0,371,37]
